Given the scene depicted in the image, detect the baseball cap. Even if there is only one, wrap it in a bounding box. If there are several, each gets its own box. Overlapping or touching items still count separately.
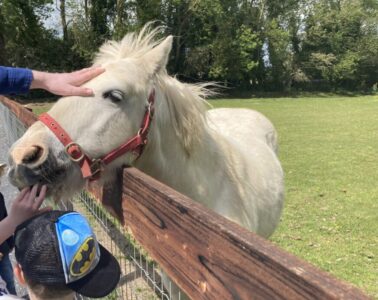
[14,210,121,298]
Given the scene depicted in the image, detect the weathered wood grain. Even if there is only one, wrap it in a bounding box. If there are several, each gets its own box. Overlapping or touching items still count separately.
[122,167,370,300]
[0,96,37,126]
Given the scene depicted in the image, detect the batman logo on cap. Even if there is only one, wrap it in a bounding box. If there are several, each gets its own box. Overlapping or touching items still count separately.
[70,237,96,277]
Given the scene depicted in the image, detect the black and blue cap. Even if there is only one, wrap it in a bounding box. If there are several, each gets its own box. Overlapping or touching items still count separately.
[14,210,121,298]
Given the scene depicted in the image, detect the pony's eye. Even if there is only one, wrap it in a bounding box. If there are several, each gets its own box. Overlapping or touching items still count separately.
[103,90,124,103]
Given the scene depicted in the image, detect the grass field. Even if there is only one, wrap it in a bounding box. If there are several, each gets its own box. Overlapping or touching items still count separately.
[211,96,378,298]
[28,95,378,298]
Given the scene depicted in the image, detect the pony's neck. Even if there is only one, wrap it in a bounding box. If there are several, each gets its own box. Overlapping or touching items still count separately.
[134,75,218,197]
[154,74,209,155]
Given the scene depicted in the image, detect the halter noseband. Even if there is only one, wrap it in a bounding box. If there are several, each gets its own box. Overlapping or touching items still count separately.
[39,89,155,181]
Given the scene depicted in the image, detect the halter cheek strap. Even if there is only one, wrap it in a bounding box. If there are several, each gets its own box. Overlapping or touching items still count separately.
[39,114,94,179]
[39,89,155,181]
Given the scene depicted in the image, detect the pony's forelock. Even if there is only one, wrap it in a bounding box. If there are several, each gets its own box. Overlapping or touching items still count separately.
[93,23,165,65]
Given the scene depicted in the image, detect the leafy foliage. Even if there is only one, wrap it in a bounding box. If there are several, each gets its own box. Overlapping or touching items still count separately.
[0,0,376,93]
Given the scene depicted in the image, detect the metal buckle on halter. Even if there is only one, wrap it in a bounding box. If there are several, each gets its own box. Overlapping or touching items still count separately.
[65,142,85,162]
[136,128,148,145]
[90,159,103,177]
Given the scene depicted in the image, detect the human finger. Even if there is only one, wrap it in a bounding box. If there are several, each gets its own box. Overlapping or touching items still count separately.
[77,66,104,73]
[75,67,103,74]
[33,185,47,210]
[28,184,39,203]
[61,85,94,97]
[14,187,30,203]
[75,67,91,74]
[74,67,105,85]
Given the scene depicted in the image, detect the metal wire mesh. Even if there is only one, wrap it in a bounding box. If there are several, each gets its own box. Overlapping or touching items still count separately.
[0,102,181,300]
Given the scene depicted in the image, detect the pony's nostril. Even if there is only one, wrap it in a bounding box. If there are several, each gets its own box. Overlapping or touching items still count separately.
[22,145,45,165]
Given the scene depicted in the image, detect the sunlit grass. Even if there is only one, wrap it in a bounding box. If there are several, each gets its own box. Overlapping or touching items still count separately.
[25,102,54,115]
[210,96,378,298]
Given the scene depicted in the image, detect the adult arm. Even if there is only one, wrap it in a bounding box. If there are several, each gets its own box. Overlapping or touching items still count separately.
[30,67,104,96]
[0,67,32,94]
[0,66,104,96]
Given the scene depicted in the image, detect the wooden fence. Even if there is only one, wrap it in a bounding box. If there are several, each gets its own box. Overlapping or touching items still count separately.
[0,96,370,300]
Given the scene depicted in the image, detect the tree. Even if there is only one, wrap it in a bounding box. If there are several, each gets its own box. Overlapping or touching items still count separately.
[60,0,68,42]
[300,0,378,90]
[0,0,56,69]
[1,0,376,93]
[0,12,7,65]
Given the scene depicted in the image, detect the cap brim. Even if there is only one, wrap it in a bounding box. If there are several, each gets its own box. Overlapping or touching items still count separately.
[67,244,121,298]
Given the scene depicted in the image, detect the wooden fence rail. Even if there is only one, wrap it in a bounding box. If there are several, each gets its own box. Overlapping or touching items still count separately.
[0,96,371,300]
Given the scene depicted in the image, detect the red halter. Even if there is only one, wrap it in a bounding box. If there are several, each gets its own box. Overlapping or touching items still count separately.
[39,89,155,181]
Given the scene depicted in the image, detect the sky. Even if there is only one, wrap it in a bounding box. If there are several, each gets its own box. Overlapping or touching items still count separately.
[43,1,64,36]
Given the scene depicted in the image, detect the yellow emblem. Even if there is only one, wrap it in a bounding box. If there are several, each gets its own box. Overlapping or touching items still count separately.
[70,237,96,276]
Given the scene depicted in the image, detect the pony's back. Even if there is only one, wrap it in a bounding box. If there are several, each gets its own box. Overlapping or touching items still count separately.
[207,108,279,154]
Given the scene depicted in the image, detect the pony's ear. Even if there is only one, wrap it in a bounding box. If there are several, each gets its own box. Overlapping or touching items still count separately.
[144,35,173,75]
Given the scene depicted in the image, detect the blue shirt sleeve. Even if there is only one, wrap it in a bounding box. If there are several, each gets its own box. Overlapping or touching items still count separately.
[0,66,33,95]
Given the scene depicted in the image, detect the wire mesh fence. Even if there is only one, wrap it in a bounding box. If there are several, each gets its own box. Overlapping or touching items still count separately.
[0,101,181,300]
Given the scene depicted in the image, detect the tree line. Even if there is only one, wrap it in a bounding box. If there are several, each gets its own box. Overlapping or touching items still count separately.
[0,0,377,95]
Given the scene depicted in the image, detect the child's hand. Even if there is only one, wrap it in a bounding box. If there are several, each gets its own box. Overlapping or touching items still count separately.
[0,184,50,244]
[8,184,50,227]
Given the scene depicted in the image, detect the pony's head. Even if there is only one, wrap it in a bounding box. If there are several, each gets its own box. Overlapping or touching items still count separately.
[7,26,185,199]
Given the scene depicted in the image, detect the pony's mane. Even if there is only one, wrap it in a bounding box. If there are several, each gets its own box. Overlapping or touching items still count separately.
[157,74,215,154]
[94,24,165,64]
[94,24,217,154]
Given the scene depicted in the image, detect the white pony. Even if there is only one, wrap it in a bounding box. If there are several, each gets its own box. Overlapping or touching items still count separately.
[8,25,283,238]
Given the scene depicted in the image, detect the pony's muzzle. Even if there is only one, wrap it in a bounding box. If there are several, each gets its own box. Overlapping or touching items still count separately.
[7,164,43,189]
[8,144,50,187]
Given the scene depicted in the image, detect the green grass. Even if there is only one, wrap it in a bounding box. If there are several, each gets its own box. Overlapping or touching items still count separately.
[25,102,54,115]
[210,96,378,298]
[29,95,377,297]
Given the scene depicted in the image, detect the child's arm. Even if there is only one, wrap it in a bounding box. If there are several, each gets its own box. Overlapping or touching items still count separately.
[0,184,48,244]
